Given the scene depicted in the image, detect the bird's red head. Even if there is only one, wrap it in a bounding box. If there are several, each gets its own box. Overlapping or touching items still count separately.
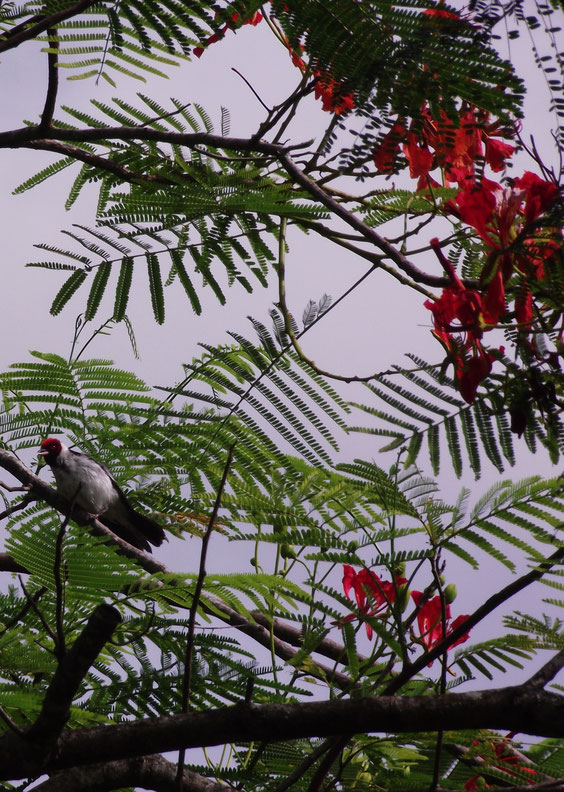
[39,438,63,458]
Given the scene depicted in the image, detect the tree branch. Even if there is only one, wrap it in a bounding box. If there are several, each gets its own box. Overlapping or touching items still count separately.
[0,0,100,54]
[0,450,355,689]
[176,444,234,787]
[23,140,172,185]
[525,647,564,690]
[1,449,562,699]
[39,28,59,131]
[0,683,560,780]
[27,603,121,742]
[32,753,228,792]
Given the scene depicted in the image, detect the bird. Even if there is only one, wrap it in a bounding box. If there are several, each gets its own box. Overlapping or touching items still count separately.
[39,437,165,553]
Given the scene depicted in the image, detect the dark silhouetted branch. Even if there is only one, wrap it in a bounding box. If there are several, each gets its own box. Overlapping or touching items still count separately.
[27,603,121,742]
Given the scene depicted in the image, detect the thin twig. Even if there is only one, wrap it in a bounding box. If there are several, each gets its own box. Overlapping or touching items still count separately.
[175,444,235,790]
[0,0,100,54]
[139,101,191,128]
[232,68,271,112]
[307,735,348,792]
[278,217,388,384]
[272,739,337,792]
[430,554,447,792]
[54,484,81,660]
[24,140,171,185]
[0,481,31,493]
[252,82,315,143]
[0,585,47,639]
[18,576,57,645]
[0,496,32,521]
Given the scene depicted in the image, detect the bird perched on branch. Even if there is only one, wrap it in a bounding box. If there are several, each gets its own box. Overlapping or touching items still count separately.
[39,437,165,553]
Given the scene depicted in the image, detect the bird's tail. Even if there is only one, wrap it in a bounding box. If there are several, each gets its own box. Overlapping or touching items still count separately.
[132,510,166,547]
[101,509,165,553]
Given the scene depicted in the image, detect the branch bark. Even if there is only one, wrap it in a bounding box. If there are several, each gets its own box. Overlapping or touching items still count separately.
[27,603,121,742]
[33,753,227,792]
[0,680,562,781]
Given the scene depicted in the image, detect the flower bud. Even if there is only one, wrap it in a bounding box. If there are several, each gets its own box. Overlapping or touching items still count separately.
[444,583,457,603]
[397,583,411,612]
[281,543,296,559]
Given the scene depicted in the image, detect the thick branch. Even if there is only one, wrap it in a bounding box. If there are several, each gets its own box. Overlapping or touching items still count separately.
[526,647,564,689]
[0,683,561,780]
[33,753,227,792]
[28,603,121,741]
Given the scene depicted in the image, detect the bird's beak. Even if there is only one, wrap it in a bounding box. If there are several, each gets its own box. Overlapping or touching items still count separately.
[38,451,48,457]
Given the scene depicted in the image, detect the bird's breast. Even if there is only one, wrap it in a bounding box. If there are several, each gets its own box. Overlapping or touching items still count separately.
[53,461,119,514]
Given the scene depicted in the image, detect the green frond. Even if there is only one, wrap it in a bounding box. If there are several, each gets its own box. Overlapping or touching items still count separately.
[349,354,552,478]
[85,261,111,320]
[50,269,89,315]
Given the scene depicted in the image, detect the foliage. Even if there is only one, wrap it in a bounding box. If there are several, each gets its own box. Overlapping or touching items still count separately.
[0,0,563,790]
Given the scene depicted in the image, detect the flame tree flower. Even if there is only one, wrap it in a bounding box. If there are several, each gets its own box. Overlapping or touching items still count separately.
[411,590,470,661]
[342,564,407,640]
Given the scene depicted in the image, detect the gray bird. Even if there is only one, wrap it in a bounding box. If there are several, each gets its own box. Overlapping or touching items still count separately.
[39,437,165,553]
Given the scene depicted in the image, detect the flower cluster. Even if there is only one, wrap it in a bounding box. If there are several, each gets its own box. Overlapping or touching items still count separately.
[193,5,355,115]
[374,94,560,403]
[464,733,537,790]
[424,238,499,403]
[427,172,560,402]
[340,566,470,662]
[285,40,354,115]
[373,102,516,187]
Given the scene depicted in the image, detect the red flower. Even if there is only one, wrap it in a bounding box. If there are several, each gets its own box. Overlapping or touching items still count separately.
[485,137,516,172]
[513,171,559,225]
[380,102,516,185]
[426,238,504,336]
[404,133,435,179]
[458,345,493,404]
[411,591,470,660]
[519,234,560,280]
[483,268,506,326]
[342,565,406,640]
[464,734,538,790]
[437,109,483,184]
[447,179,500,248]
[373,121,407,174]
[422,7,460,19]
[424,239,502,403]
[314,73,355,115]
[193,10,263,57]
